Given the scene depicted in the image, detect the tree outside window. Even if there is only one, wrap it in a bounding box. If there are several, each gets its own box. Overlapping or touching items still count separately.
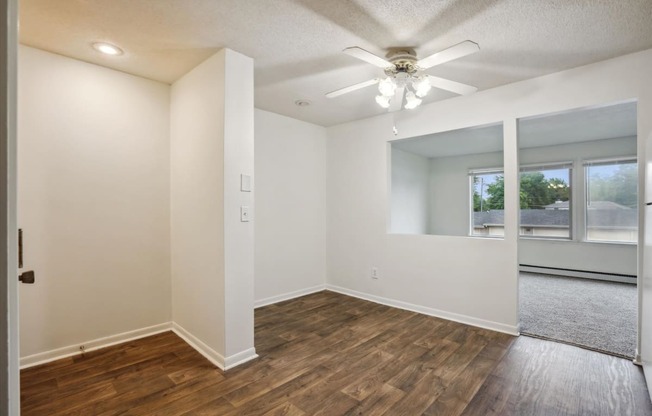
[470,165,571,238]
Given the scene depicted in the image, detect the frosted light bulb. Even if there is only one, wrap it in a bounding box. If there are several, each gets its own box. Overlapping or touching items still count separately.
[375,95,391,108]
[413,76,431,98]
[378,77,397,97]
[404,91,422,109]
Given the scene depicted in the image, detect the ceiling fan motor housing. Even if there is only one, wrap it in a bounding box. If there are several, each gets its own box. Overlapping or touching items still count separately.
[385,48,419,75]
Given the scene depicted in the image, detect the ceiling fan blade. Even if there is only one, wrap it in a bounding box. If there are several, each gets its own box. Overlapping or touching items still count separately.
[388,87,405,112]
[426,75,478,95]
[343,47,393,69]
[417,40,480,69]
[325,78,379,98]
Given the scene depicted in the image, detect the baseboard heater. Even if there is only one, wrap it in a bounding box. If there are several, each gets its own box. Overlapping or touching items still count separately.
[519,264,636,284]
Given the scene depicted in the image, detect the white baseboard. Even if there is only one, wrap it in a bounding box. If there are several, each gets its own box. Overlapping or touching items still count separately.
[171,323,258,371]
[21,321,258,372]
[325,285,519,336]
[254,284,327,309]
[520,265,636,284]
[644,362,652,402]
[224,347,258,370]
[172,323,225,370]
[20,322,173,369]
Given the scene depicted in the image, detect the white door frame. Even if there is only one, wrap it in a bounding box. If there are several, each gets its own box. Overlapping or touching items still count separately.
[1,0,20,413]
[639,98,652,396]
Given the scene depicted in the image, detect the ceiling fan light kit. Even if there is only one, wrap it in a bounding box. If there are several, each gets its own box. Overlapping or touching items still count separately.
[413,76,432,98]
[327,41,480,112]
[375,73,430,110]
[404,91,422,109]
[375,94,391,108]
[378,77,397,97]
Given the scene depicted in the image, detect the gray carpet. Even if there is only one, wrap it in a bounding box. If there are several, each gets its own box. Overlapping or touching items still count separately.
[519,272,637,358]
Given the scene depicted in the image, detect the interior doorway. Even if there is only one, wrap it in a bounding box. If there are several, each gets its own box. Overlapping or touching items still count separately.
[516,101,639,358]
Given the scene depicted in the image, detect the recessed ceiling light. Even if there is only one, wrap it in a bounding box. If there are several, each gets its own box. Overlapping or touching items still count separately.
[294,99,311,107]
[92,42,124,56]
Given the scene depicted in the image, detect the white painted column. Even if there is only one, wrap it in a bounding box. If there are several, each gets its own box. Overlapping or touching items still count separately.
[503,117,520,331]
[170,48,256,370]
[223,49,255,365]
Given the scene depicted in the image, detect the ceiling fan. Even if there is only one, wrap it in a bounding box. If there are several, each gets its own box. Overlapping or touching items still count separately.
[326,40,480,111]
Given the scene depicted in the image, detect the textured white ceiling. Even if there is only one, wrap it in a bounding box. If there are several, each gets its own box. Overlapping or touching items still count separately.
[392,123,503,158]
[392,101,637,158]
[19,0,652,126]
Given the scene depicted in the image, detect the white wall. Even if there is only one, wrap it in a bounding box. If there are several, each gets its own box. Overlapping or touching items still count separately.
[428,151,502,236]
[327,115,520,333]
[327,48,652,337]
[18,46,172,359]
[390,148,430,234]
[171,50,226,360]
[254,109,327,305]
[519,136,637,275]
[171,49,255,368]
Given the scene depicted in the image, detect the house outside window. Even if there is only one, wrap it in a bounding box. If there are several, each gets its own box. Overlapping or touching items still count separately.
[585,158,638,243]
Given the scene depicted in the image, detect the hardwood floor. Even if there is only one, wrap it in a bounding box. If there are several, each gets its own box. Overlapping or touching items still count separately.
[20,291,652,415]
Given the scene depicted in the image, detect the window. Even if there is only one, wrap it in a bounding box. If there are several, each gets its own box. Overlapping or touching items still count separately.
[469,160,638,243]
[585,158,638,243]
[519,163,572,239]
[390,123,504,237]
[470,164,573,239]
[470,169,504,237]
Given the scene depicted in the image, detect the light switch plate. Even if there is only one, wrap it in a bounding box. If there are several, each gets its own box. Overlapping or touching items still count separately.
[241,174,252,192]
[240,206,250,222]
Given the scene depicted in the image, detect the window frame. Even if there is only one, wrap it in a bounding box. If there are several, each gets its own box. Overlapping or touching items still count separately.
[468,168,505,238]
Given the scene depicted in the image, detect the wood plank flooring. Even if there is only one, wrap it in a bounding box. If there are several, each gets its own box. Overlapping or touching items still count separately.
[20,291,652,415]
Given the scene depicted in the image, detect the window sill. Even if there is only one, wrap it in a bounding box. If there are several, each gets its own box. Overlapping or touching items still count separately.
[582,239,637,246]
[519,236,571,242]
[468,234,504,240]
[517,236,637,246]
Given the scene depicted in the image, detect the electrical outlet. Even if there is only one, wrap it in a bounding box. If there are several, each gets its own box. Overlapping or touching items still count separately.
[240,206,250,222]
[371,267,379,279]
